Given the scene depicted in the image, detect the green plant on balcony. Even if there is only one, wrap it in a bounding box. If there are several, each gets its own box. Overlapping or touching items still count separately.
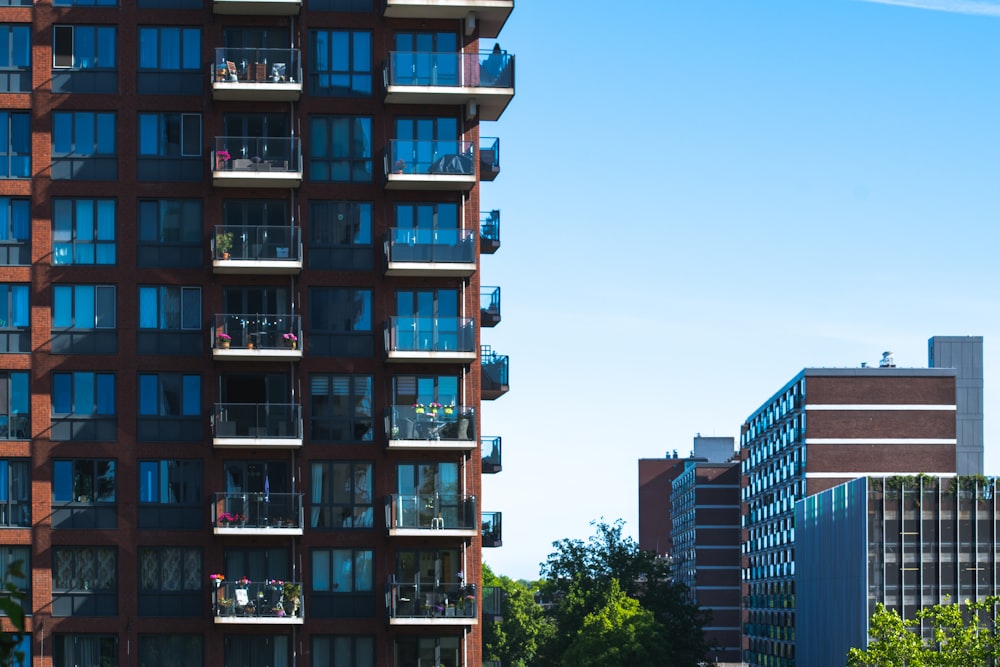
[216,231,234,259]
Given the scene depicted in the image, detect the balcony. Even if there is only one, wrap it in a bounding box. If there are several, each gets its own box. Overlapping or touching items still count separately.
[385,317,476,363]
[480,209,500,254]
[384,140,476,191]
[382,0,513,38]
[211,314,302,361]
[384,50,514,121]
[386,405,476,451]
[213,580,304,624]
[482,436,502,474]
[213,0,301,15]
[481,346,509,399]
[212,403,303,448]
[387,581,479,625]
[212,48,302,101]
[385,494,478,537]
[482,511,502,548]
[212,138,303,188]
[480,286,501,327]
[480,136,501,181]
[213,492,303,536]
[385,227,477,277]
[212,225,303,274]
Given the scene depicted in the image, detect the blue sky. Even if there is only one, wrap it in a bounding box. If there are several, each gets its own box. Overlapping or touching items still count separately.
[479,0,1000,580]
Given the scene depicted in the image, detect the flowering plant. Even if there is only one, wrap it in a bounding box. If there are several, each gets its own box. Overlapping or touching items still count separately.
[283,333,297,341]
[429,402,443,413]
[217,150,231,161]
[237,576,251,587]
[217,333,232,341]
[210,573,225,582]
[444,404,455,415]
[218,512,244,524]
[413,403,425,414]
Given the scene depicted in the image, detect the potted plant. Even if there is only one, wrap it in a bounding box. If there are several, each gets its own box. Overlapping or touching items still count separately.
[282,582,301,615]
[217,596,234,616]
[217,332,232,349]
[282,332,298,349]
[216,149,231,170]
[215,231,233,259]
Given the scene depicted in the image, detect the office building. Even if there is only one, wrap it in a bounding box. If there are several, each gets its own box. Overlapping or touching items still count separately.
[740,337,982,667]
[0,0,513,665]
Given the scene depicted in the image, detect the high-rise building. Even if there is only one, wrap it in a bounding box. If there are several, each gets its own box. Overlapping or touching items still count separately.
[740,338,981,667]
[2,1,513,665]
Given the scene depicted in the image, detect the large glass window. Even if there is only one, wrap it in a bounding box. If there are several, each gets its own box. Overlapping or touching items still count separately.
[224,636,288,667]
[54,636,117,667]
[52,372,115,416]
[392,375,459,407]
[138,27,200,71]
[0,546,28,610]
[53,285,116,329]
[52,547,117,616]
[394,637,460,667]
[53,0,116,5]
[312,549,373,592]
[53,111,116,157]
[53,199,116,265]
[0,25,30,93]
[308,116,372,182]
[308,201,372,270]
[139,374,200,416]
[311,637,374,667]
[309,461,373,528]
[310,288,371,333]
[0,198,29,264]
[309,375,372,443]
[0,285,28,329]
[0,372,28,439]
[53,459,116,504]
[137,199,202,268]
[308,0,370,9]
[0,461,29,526]
[138,635,203,667]
[139,547,201,593]
[310,30,371,97]
[0,112,29,178]
[139,113,201,157]
[139,460,202,506]
[138,287,201,331]
[53,25,115,69]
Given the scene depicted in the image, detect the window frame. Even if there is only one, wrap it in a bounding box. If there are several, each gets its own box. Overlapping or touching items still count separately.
[308,115,372,183]
[309,461,374,528]
[137,27,201,71]
[138,373,201,417]
[52,111,116,157]
[308,375,373,443]
[138,286,201,331]
[52,25,116,70]
[0,112,29,178]
[52,198,117,266]
[310,29,372,97]
[52,371,116,416]
[52,284,116,330]
[53,459,116,504]
[138,112,202,157]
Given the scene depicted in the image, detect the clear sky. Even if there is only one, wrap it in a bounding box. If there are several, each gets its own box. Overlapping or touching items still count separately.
[479,0,1000,580]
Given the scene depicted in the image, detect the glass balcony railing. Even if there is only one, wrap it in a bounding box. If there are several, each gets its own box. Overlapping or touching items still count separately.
[387,139,474,176]
[385,50,513,89]
[212,137,302,175]
[481,345,509,399]
[481,436,502,474]
[212,224,302,264]
[212,403,302,440]
[480,287,501,327]
[213,580,303,620]
[480,209,500,253]
[482,511,502,547]
[211,313,301,351]
[480,137,500,180]
[385,494,477,531]
[213,491,303,530]
[387,580,478,620]
[385,316,475,355]
[386,404,476,443]
[213,47,301,86]
[386,227,476,267]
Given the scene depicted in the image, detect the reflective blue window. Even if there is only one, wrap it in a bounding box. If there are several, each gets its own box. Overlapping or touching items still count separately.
[52,111,116,157]
[0,113,29,177]
[52,199,116,265]
[138,27,201,70]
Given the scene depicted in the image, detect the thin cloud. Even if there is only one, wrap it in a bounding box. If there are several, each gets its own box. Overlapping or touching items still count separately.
[859,0,1000,15]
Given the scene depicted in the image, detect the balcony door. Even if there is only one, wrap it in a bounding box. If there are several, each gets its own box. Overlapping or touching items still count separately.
[397,462,460,528]
[393,31,458,85]
[224,460,290,525]
[394,117,459,172]
[222,113,290,163]
[223,286,291,348]
[395,289,459,351]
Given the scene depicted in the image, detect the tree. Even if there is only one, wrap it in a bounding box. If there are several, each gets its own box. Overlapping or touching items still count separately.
[0,560,27,667]
[482,563,552,667]
[536,519,712,667]
[847,598,1000,667]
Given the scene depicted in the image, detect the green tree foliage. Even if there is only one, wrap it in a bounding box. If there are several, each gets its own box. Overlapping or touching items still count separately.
[482,564,552,667]
[847,598,1000,667]
[536,519,712,667]
[0,560,27,667]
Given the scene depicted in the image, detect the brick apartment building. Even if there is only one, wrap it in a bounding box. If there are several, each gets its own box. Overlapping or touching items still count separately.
[0,0,513,665]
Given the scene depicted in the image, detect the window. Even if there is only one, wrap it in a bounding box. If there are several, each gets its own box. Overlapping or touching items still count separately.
[52,547,118,616]
[139,113,201,157]
[309,0,370,9]
[138,460,202,530]
[0,112,29,178]
[391,32,459,87]
[53,199,116,265]
[51,111,116,180]
[139,374,200,416]
[310,30,372,97]
[0,198,29,265]
[308,201,372,270]
[311,548,374,618]
[0,25,30,92]
[52,372,115,415]
[137,199,203,268]
[308,116,372,182]
[138,635,203,666]
[393,375,459,407]
[139,287,201,330]
[138,27,200,70]
[311,637,374,667]
[0,460,29,525]
[309,461,373,528]
[53,285,116,329]
[309,375,372,443]
[138,548,202,616]
[54,636,116,667]
[0,547,28,611]
[224,636,288,667]
[54,0,115,5]
[0,373,27,439]
[0,284,28,328]
[53,25,115,69]
[54,459,115,504]
[310,288,371,332]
